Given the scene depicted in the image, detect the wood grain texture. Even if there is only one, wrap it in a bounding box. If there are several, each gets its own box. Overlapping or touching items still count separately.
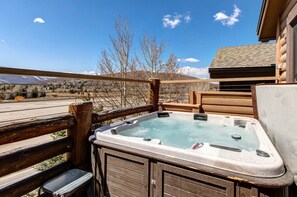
[95,141,293,188]
[280,53,287,63]
[148,78,160,111]
[251,86,259,120]
[0,137,72,177]
[286,1,297,82]
[280,72,287,81]
[205,111,254,118]
[156,162,234,197]
[0,161,71,197]
[68,102,93,170]
[188,90,196,104]
[161,76,278,84]
[0,114,74,145]
[159,103,200,113]
[236,183,289,197]
[202,97,252,107]
[186,91,254,117]
[280,44,287,55]
[0,66,150,83]
[280,36,286,46]
[101,148,149,197]
[191,91,252,96]
[281,62,287,71]
[92,104,153,123]
[202,105,253,115]
[281,0,297,25]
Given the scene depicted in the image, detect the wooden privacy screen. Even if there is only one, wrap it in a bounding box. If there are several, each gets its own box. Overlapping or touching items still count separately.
[190,91,254,117]
[160,91,254,117]
[189,91,254,117]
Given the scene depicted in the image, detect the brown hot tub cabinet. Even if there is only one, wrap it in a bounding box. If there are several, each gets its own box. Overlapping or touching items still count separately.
[91,140,293,197]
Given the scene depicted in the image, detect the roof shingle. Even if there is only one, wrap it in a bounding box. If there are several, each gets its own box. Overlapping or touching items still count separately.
[209,43,276,68]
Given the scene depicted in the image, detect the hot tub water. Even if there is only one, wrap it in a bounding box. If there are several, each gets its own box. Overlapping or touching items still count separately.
[118,113,260,151]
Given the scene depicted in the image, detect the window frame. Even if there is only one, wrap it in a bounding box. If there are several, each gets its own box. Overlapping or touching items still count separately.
[287,3,297,82]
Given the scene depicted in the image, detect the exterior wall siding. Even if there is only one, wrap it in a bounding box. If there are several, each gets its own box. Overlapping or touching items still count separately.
[277,0,297,82]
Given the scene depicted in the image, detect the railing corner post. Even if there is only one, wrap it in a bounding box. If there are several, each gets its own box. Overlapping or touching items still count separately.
[148,78,160,112]
[68,101,93,170]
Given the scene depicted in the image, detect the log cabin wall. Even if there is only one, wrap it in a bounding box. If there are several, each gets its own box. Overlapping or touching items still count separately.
[277,0,297,82]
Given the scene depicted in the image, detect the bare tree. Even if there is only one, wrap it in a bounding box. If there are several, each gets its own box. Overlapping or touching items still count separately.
[164,53,180,101]
[97,18,182,109]
[135,35,167,79]
[98,17,133,108]
[165,53,179,79]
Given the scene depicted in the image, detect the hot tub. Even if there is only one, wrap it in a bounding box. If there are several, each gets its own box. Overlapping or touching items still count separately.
[95,111,285,178]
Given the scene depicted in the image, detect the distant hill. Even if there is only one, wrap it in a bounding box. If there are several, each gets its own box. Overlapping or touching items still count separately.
[0,74,53,84]
[0,71,197,84]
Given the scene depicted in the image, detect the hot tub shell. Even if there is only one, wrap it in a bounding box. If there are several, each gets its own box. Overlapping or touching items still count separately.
[91,111,293,197]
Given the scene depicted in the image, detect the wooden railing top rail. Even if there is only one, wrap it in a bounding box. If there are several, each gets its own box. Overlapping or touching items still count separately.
[161,76,278,84]
[190,91,252,95]
[0,66,151,83]
[0,114,74,145]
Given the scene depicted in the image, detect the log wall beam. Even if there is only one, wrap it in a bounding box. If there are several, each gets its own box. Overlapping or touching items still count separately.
[0,114,74,145]
[0,137,72,177]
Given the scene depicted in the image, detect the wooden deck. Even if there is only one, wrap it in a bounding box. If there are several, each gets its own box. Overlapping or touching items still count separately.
[0,99,81,127]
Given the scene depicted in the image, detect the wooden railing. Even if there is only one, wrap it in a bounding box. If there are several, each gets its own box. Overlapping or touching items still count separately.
[161,76,279,84]
[0,115,73,196]
[0,67,160,196]
[0,66,150,83]
[0,102,155,196]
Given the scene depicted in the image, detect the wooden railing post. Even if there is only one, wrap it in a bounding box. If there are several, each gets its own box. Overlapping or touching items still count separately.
[148,78,160,111]
[68,102,93,170]
[189,91,196,104]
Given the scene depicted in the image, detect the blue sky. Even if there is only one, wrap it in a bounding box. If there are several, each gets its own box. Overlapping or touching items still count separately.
[0,0,263,78]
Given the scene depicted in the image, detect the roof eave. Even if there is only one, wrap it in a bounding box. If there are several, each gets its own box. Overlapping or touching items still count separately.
[257,0,267,37]
[257,0,283,42]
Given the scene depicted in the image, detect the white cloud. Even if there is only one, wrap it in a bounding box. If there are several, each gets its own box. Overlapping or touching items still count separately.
[214,5,241,26]
[0,39,5,44]
[162,12,191,28]
[177,58,200,63]
[33,18,45,24]
[162,14,182,29]
[178,66,209,78]
[214,12,229,21]
[184,14,191,23]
